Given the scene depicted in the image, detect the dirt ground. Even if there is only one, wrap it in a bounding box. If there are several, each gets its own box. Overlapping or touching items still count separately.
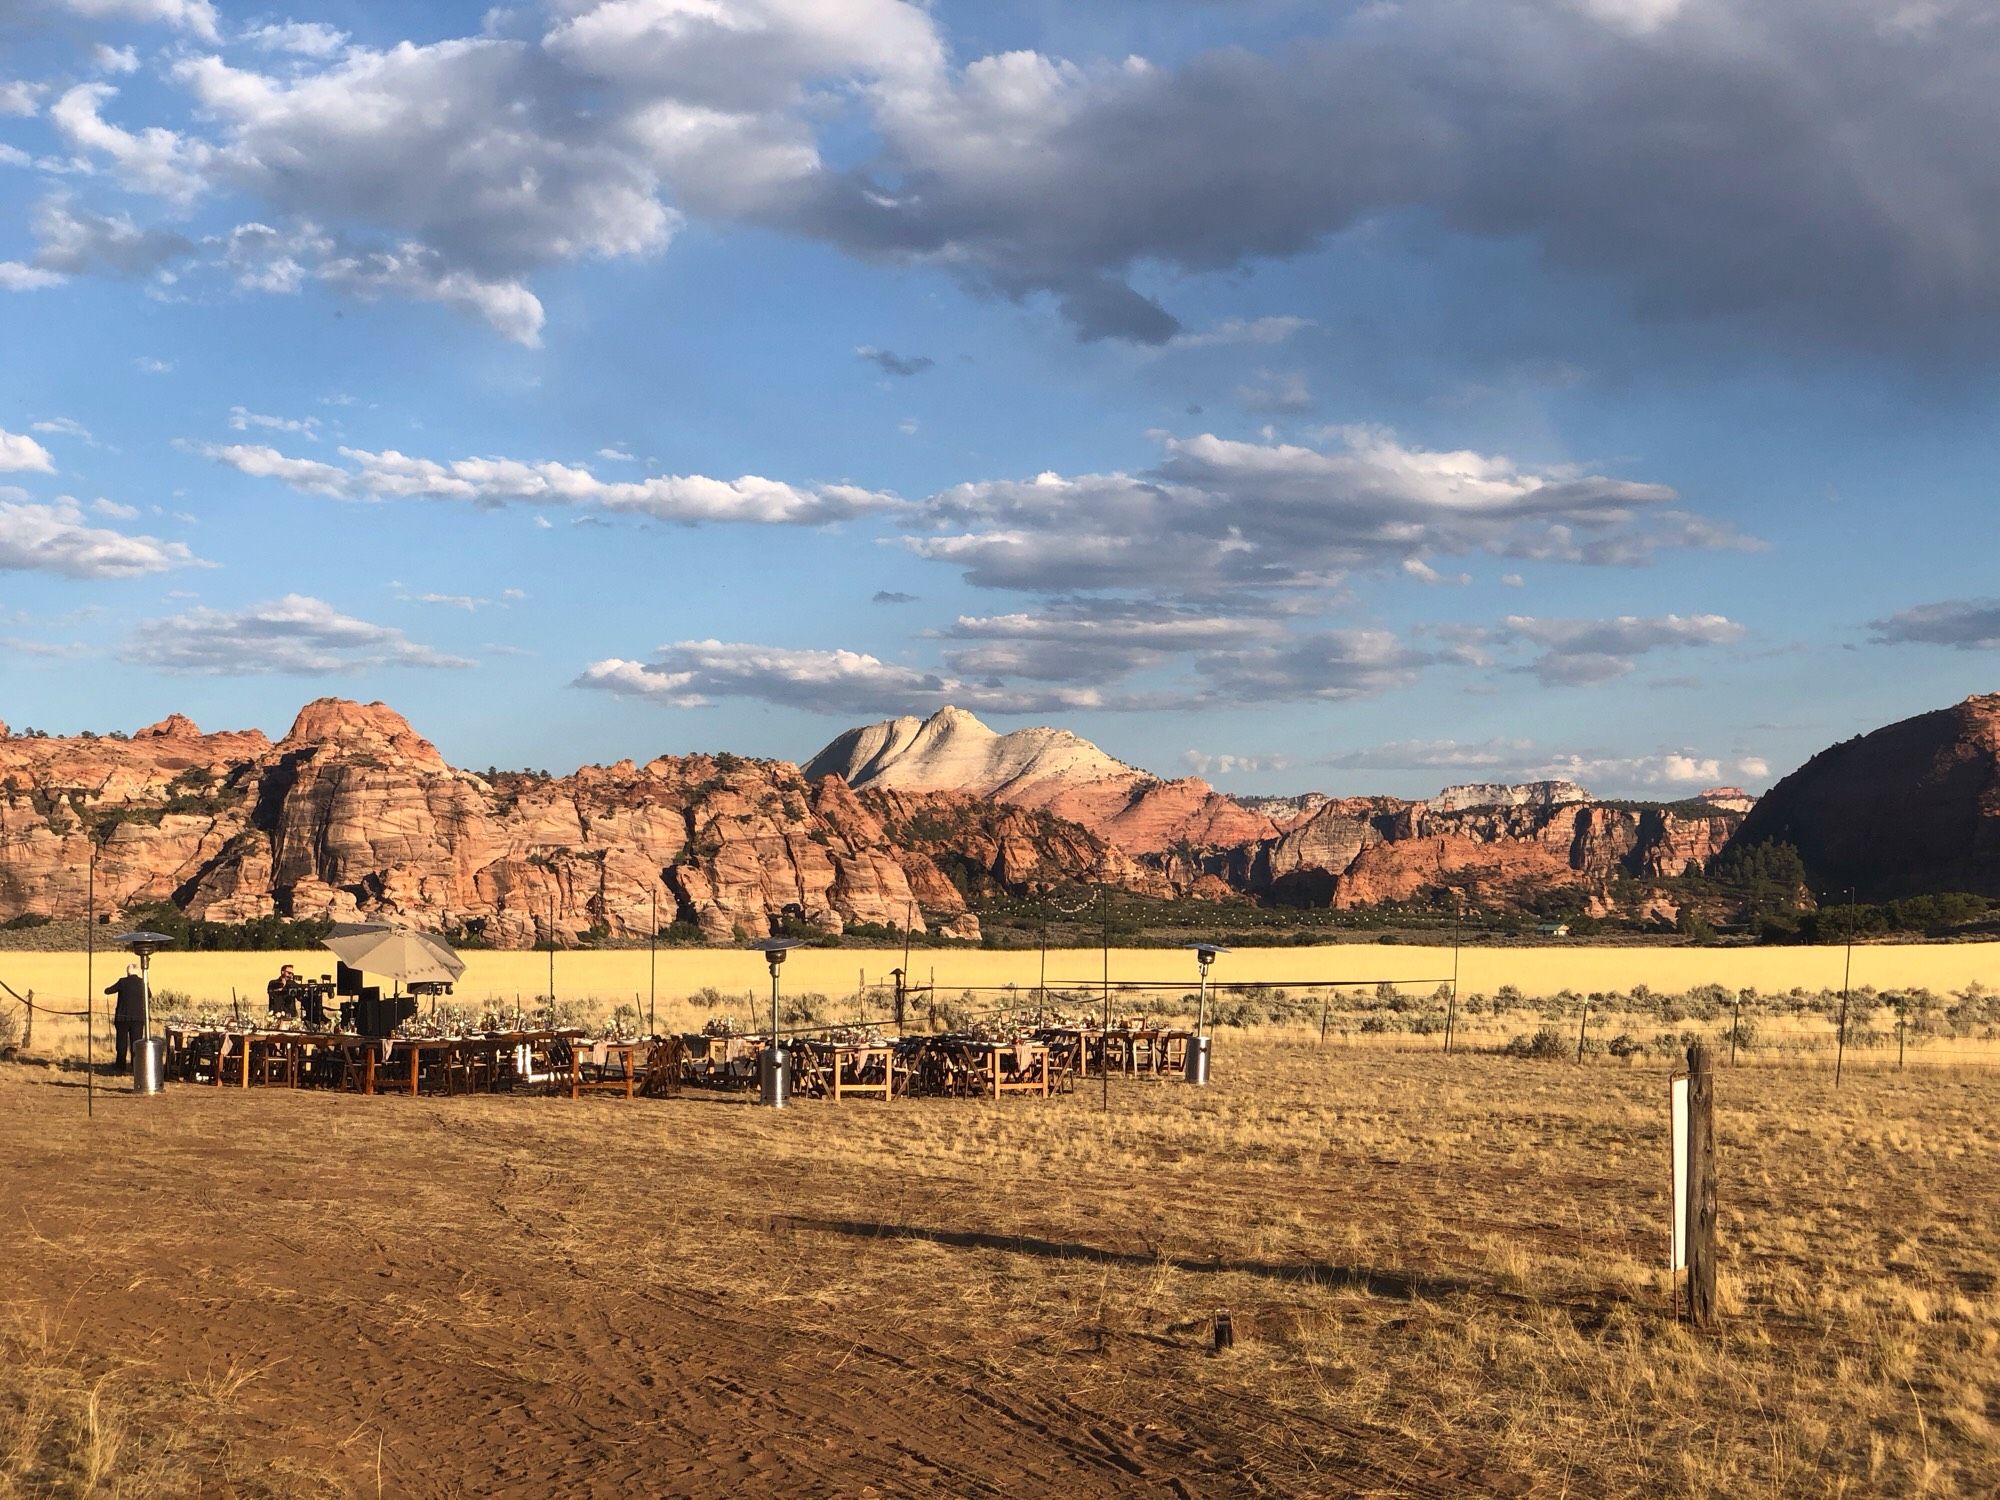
[2,1044,1996,1498]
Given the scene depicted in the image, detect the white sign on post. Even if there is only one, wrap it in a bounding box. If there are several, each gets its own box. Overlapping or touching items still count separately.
[1669,1073,1690,1272]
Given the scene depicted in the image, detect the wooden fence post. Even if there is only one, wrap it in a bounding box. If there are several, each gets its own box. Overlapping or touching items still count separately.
[21,990,31,1052]
[1686,1042,1719,1329]
[1574,997,1590,1063]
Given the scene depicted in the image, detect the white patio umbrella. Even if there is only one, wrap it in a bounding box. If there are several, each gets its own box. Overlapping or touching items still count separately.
[321,925,465,986]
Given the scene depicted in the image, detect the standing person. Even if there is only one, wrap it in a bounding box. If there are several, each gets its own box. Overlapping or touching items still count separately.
[106,966,146,1071]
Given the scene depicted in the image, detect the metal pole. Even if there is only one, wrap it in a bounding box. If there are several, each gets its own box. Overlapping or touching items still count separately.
[1897,1014,1906,1070]
[1575,996,1589,1063]
[1101,925,1110,1112]
[1731,997,1741,1066]
[649,888,658,1037]
[1835,887,1853,1087]
[770,962,781,1042]
[1196,958,1210,1036]
[1038,921,1048,1027]
[1445,898,1462,1056]
[548,901,556,1008]
[86,843,95,1116]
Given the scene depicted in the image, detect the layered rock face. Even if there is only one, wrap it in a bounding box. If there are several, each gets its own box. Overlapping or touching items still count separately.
[1232,794,1740,910]
[0,700,962,944]
[859,787,1180,906]
[806,706,1276,854]
[1727,693,2000,899]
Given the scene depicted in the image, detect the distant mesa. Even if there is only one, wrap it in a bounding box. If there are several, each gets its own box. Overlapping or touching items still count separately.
[1426,780,1591,814]
[1696,786,1757,813]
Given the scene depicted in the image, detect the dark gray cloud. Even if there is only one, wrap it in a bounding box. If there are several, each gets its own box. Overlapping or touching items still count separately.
[1869,598,2000,650]
[871,590,918,604]
[856,346,934,377]
[37,1,2000,350]
[1489,612,1747,685]
[30,197,192,278]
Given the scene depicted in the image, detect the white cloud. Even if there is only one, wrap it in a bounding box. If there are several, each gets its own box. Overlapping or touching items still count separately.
[1402,558,1470,586]
[191,439,899,525]
[1529,750,1723,787]
[91,497,141,519]
[0,429,56,473]
[49,84,212,205]
[1182,750,1293,777]
[0,82,45,117]
[596,446,636,462]
[906,428,1737,598]
[228,405,320,439]
[93,45,141,76]
[126,593,473,674]
[240,21,350,58]
[0,263,67,291]
[316,242,547,346]
[0,497,202,578]
[134,357,173,373]
[30,418,94,443]
[577,639,1104,717]
[57,0,220,40]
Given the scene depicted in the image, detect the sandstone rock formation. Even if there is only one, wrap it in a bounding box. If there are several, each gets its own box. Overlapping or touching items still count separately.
[806,706,1276,854]
[1230,794,1739,910]
[0,699,967,944]
[1726,692,2000,899]
[859,787,1178,905]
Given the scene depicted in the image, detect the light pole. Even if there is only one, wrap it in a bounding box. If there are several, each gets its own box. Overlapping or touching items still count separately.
[753,939,799,1108]
[1182,942,1228,1085]
[114,929,174,1095]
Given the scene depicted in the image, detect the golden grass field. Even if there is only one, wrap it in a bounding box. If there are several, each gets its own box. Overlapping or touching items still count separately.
[7,939,2000,1017]
[3,1036,1997,1497]
[4,942,1997,1494]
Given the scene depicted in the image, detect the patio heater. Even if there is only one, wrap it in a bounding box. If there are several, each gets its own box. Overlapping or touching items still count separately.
[753,939,800,1108]
[114,929,175,1095]
[1182,942,1229,1086]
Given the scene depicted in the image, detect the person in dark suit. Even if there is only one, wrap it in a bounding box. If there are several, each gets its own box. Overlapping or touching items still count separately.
[266,963,299,1017]
[106,966,147,1070]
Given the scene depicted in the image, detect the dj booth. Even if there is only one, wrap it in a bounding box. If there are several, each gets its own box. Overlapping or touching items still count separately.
[268,962,453,1037]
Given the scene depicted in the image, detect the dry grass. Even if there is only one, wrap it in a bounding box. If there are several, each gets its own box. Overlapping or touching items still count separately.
[2,1039,1995,1497]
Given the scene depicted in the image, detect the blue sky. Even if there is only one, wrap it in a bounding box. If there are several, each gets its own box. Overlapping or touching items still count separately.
[3,0,1998,798]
